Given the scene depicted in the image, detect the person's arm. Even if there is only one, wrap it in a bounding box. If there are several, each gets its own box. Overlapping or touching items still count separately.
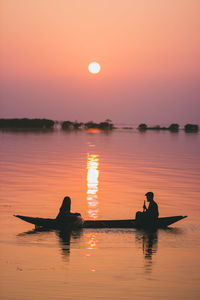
[68,212,81,222]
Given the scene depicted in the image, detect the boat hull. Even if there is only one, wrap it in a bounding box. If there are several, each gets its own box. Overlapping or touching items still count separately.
[14,215,187,230]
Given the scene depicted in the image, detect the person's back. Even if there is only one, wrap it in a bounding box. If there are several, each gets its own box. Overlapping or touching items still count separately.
[56,196,81,223]
[146,199,159,219]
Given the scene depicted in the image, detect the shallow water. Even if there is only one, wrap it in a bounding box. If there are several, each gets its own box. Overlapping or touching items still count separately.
[0,129,200,299]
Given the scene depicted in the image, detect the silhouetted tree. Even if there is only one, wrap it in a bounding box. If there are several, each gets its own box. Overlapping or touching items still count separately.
[98,121,114,129]
[168,124,179,131]
[61,121,73,129]
[138,124,147,131]
[84,121,98,129]
[84,120,114,130]
[73,122,83,129]
[184,124,199,132]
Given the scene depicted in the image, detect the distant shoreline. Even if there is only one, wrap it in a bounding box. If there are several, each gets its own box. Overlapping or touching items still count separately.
[0,118,199,133]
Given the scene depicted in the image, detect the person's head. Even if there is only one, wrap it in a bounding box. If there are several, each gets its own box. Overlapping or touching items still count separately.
[61,196,71,211]
[145,192,154,202]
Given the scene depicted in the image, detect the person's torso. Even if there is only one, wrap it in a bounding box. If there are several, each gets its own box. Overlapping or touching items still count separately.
[147,200,159,217]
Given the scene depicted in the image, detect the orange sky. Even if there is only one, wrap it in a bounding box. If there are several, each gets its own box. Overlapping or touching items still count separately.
[0,0,199,123]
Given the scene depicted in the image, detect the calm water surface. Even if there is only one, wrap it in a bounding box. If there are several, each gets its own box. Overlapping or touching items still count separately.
[0,129,200,300]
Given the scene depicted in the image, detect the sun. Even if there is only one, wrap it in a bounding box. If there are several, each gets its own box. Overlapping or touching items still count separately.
[88,62,101,74]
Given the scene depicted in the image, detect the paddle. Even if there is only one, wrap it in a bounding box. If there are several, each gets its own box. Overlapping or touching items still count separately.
[143,200,146,212]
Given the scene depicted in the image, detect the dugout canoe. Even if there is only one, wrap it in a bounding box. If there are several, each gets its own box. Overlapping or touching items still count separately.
[14,215,187,229]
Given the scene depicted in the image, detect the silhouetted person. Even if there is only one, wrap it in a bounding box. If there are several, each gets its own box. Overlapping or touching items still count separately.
[56,196,82,227]
[143,192,159,218]
[136,192,159,227]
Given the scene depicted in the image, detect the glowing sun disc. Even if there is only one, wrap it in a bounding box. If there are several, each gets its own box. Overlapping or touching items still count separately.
[88,62,101,74]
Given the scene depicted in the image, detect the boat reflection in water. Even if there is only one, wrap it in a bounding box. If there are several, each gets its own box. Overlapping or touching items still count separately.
[142,231,158,260]
[136,230,158,273]
[135,228,183,273]
[56,229,83,259]
[17,228,83,260]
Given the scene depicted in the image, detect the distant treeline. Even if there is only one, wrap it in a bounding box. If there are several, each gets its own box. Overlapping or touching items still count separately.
[61,120,114,130]
[0,118,55,129]
[0,118,114,130]
[138,123,199,132]
[0,119,199,132]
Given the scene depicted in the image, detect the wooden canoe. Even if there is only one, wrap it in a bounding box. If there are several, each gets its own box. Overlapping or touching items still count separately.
[14,215,187,229]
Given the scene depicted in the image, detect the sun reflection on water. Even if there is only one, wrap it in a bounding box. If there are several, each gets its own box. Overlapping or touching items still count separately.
[86,154,99,219]
[85,232,97,250]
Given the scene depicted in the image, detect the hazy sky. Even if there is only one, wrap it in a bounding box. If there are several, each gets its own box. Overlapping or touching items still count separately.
[0,0,199,124]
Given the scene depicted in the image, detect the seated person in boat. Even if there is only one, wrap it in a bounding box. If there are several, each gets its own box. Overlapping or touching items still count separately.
[56,196,81,224]
[136,192,159,226]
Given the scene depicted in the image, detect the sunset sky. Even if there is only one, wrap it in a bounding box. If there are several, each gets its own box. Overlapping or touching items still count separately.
[0,0,199,124]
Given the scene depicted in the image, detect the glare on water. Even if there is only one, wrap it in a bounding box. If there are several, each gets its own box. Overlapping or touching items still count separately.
[86,154,99,219]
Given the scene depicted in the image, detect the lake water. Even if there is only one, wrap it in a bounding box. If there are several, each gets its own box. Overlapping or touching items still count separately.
[0,128,200,300]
